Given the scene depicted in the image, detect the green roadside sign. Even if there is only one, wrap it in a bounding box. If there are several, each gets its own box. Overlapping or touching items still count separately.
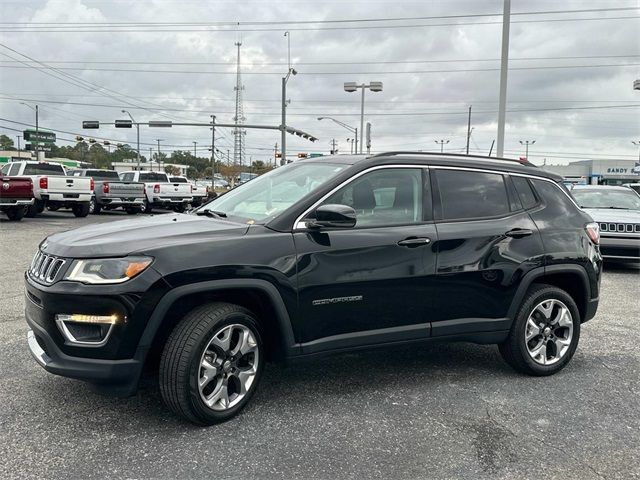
[309,153,324,158]
[23,129,56,143]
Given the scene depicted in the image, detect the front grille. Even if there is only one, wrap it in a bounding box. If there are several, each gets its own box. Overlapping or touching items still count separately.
[29,251,66,284]
[599,222,640,234]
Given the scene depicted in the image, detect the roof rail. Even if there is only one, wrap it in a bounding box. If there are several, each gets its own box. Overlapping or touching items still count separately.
[369,151,537,167]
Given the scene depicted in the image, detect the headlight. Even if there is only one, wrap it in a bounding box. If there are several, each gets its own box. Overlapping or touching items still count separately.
[65,256,153,284]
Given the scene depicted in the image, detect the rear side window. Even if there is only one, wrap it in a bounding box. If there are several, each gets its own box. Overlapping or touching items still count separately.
[435,169,510,221]
[530,179,578,216]
[139,172,168,182]
[8,163,21,176]
[24,163,65,175]
[512,176,539,209]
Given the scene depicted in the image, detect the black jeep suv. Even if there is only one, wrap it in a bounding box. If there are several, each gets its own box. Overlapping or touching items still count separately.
[25,152,602,424]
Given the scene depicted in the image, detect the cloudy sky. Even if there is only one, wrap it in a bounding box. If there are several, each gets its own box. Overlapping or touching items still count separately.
[0,0,638,166]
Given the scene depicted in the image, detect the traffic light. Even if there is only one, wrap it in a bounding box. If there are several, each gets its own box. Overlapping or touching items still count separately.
[115,119,133,128]
[297,153,308,159]
[82,121,99,129]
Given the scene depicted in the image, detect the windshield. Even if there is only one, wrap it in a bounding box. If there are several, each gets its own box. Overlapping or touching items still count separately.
[86,170,120,180]
[24,163,65,175]
[170,177,188,183]
[139,172,168,182]
[572,189,640,210]
[198,162,346,223]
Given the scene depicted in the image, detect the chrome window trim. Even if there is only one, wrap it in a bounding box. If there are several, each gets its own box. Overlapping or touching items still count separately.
[293,164,428,231]
[292,163,578,230]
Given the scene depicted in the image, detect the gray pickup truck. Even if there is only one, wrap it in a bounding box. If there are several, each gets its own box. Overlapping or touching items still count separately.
[68,169,145,214]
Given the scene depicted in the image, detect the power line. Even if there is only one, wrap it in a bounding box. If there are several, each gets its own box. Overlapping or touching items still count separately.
[0,54,637,66]
[2,62,637,75]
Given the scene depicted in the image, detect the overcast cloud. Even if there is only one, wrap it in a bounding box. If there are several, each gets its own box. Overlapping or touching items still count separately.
[0,0,638,165]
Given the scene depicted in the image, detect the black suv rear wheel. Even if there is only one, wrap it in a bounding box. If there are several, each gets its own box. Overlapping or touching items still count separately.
[159,302,264,425]
[499,284,580,375]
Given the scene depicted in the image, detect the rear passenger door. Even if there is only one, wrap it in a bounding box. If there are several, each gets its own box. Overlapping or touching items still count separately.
[430,168,545,336]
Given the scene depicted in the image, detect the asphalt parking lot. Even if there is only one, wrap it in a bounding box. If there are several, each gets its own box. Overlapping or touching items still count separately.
[1,211,639,480]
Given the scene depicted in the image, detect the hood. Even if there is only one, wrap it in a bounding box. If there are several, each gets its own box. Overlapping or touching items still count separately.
[41,213,249,258]
[581,208,640,224]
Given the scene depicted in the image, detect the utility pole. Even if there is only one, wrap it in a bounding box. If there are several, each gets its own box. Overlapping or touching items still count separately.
[210,115,216,191]
[496,0,511,157]
[281,31,296,166]
[347,138,354,154]
[16,135,21,152]
[156,139,163,172]
[274,142,278,167]
[435,139,450,153]
[466,105,472,155]
[149,147,153,171]
[329,138,338,154]
[193,141,197,158]
[35,104,39,157]
[520,140,536,160]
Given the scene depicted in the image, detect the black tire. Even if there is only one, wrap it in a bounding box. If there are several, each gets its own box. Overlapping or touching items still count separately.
[36,200,45,213]
[25,202,41,218]
[159,302,264,425]
[143,198,153,214]
[499,284,581,376]
[125,206,140,215]
[6,206,26,221]
[89,197,101,214]
[72,202,90,218]
[174,204,186,213]
[47,205,60,211]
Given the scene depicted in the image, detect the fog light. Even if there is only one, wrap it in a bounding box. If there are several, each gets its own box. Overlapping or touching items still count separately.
[55,313,120,346]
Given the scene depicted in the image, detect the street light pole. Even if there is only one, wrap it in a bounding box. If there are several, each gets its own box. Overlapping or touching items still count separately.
[281,31,297,166]
[122,110,140,170]
[193,141,197,158]
[435,139,450,153]
[344,82,383,154]
[20,103,39,157]
[632,141,640,162]
[317,116,358,154]
[16,135,21,152]
[520,139,536,160]
[496,0,511,158]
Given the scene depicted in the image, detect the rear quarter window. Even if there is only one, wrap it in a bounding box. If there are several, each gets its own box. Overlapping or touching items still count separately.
[511,176,539,209]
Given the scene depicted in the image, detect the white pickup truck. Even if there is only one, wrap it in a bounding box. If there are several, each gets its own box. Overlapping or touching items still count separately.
[1,161,92,217]
[169,175,207,207]
[119,171,192,213]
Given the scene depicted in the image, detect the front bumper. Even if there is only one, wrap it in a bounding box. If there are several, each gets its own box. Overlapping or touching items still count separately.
[599,236,640,260]
[27,325,143,395]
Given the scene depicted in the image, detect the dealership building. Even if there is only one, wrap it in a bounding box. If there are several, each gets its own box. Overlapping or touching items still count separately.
[541,159,640,185]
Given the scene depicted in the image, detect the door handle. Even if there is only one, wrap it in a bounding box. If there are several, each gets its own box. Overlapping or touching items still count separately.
[397,237,431,247]
[505,228,533,239]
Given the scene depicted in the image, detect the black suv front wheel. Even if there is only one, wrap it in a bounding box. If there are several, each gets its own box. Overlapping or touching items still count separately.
[159,302,264,425]
[499,284,581,376]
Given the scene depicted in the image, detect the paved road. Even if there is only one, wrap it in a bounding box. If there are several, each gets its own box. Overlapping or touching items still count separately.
[1,212,639,479]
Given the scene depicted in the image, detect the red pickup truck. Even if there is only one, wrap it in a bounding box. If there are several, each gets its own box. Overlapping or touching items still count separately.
[0,175,35,221]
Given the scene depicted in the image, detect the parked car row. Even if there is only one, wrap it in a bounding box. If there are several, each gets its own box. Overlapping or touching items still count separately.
[0,161,212,221]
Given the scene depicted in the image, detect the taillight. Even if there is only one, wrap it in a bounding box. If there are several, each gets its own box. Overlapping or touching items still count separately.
[39,177,48,189]
[102,182,109,194]
[585,222,600,245]
[90,178,95,191]
[153,184,160,194]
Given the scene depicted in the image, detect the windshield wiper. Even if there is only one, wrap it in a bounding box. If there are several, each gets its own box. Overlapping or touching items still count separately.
[196,209,227,218]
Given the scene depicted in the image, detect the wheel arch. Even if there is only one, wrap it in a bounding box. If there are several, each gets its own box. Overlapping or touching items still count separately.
[508,265,591,323]
[138,279,299,370]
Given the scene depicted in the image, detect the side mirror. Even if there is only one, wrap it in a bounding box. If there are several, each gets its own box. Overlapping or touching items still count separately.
[308,204,356,229]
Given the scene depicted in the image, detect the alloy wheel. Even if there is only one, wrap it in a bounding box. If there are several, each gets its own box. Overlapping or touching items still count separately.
[198,324,260,411]
[525,299,574,366]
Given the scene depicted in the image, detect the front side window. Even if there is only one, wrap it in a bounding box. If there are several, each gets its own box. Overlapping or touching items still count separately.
[8,162,21,176]
[436,169,510,221]
[512,176,539,209]
[319,168,424,228]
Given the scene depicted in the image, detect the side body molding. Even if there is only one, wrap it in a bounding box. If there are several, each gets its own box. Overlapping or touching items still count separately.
[137,279,300,357]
